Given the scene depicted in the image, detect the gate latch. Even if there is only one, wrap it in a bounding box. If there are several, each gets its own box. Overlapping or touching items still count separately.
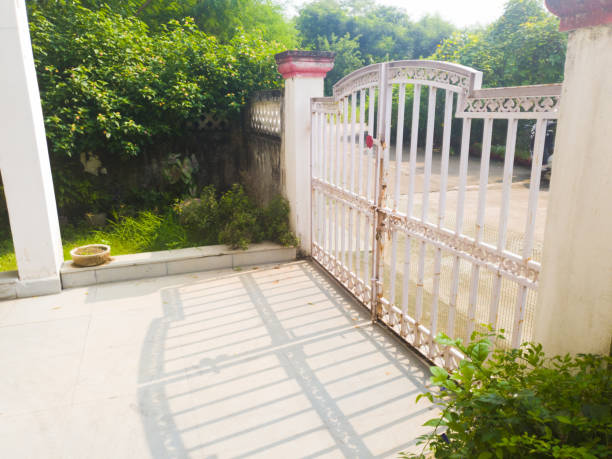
[365,135,385,150]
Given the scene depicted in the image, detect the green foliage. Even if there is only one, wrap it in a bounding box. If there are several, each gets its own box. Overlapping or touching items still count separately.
[162,153,199,197]
[29,2,283,160]
[188,0,297,46]
[403,330,612,458]
[27,0,284,214]
[217,184,263,249]
[71,0,298,46]
[0,238,16,273]
[316,33,363,96]
[174,184,297,250]
[0,187,297,271]
[173,185,220,245]
[94,210,188,252]
[0,211,192,272]
[296,0,455,93]
[296,0,565,95]
[262,196,298,247]
[431,0,566,87]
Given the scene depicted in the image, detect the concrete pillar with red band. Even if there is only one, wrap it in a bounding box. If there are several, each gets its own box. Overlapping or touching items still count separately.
[545,0,612,31]
[275,51,334,255]
[535,1,612,356]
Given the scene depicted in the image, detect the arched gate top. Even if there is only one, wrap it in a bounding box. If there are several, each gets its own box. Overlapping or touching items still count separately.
[332,60,483,100]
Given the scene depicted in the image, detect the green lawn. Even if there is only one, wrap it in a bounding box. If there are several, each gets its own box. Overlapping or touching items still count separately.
[0,190,296,272]
[0,211,195,272]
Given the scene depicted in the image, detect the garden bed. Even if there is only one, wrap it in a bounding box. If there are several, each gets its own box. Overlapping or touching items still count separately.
[0,185,296,273]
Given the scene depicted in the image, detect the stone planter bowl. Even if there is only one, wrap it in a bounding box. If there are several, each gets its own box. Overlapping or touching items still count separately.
[70,244,110,267]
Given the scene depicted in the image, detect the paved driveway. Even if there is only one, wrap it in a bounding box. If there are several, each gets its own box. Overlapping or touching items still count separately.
[0,261,434,458]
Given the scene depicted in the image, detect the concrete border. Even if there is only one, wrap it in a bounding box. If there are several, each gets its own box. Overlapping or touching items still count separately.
[60,242,296,288]
[0,271,63,300]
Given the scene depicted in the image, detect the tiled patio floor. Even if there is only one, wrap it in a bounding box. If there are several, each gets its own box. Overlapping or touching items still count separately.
[0,260,434,458]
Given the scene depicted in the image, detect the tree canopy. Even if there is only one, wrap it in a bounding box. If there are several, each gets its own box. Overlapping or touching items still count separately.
[31,0,298,46]
[431,0,566,87]
[295,0,457,92]
[294,0,565,92]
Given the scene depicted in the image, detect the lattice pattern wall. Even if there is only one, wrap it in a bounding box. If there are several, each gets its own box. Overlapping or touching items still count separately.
[249,90,282,137]
[195,113,229,130]
[242,89,284,206]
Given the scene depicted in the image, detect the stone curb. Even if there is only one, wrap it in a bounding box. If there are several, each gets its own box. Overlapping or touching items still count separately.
[60,242,296,288]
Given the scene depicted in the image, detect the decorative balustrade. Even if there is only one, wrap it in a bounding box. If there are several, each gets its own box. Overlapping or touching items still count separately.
[248,90,282,137]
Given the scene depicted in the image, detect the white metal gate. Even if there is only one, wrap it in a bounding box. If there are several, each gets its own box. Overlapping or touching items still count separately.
[310,60,561,368]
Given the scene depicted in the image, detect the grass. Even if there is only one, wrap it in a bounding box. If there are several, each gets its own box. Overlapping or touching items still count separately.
[0,189,297,272]
[0,237,16,272]
[0,210,194,272]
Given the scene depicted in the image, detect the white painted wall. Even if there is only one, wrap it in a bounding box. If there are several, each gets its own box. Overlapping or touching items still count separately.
[535,25,612,356]
[0,0,63,296]
[282,77,324,255]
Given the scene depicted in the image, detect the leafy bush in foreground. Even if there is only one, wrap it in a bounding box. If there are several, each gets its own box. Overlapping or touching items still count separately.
[403,331,612,459]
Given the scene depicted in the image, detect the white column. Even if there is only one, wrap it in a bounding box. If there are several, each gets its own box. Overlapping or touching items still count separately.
[0,0,63,296]
[536,2,612,355]
[275,51,334,255]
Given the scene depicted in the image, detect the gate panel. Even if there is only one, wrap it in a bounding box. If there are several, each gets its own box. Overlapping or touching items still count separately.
[311,64,382,309]
[311,61,561,369]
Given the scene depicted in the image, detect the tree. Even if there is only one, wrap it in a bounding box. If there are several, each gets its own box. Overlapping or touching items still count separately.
[48,0,298,46]
[431,0,566,87]
[296,0,456,92]
[27,0,285,213]
[316,33,364,95]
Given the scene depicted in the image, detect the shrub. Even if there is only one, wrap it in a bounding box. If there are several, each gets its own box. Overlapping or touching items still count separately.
[173,184,297,250]
[403,331,612,459]
[262,196,298,247]
[490,144,506,158]
[173,185,219,245]
[218,184,263,250]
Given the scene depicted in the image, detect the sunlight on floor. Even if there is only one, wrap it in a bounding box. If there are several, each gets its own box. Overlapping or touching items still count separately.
[0,260,434,458]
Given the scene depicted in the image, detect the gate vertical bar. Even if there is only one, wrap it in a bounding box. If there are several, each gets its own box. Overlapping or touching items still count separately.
[467,117,494,339]
[341,97,349,267]
[371,63,389,322]
[489,118,518,330]
[446,117,471,367]
[356,90,366,280]
[414,86,437,343]
[335,111,341,261]
[364,87,375,291]
[310,109,318,255]
[389,83,406,326]
[348,92,357,274]
[321,112,327,254]
[429,89,454,358]
[512,118,546,348]
[400,84,421,337]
